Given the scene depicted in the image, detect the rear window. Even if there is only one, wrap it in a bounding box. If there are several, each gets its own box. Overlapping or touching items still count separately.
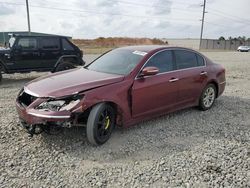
[41,37,60,50]
[196,54,205,66]
[62,38,74,51]
[174,50,198,69]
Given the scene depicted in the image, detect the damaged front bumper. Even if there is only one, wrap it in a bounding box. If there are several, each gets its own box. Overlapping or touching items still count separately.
[16,101,76,136]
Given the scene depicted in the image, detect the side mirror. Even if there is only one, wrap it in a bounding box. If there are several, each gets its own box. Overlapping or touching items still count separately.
[139,66,159,77]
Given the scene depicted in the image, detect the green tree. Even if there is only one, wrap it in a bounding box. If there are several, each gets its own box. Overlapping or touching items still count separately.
[237,36,246,42]
[219,36,225,40]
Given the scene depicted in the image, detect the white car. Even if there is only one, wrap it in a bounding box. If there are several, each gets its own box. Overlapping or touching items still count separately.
[237,46,250,52]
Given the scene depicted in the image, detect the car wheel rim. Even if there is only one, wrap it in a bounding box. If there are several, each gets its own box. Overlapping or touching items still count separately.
[203,87,215,108]
[96,108,113,142]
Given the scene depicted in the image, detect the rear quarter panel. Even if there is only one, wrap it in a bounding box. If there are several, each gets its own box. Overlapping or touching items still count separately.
[206,58,226,97]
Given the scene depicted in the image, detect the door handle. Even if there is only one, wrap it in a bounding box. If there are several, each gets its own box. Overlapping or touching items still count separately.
[169,78,179,82]
[200,71,207,75]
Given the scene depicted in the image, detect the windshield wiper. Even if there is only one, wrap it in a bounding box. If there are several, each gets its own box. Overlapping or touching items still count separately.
[83,65,88,70]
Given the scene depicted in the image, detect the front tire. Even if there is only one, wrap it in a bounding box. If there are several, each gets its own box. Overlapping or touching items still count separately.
[55,62,75,72]
[86,103,116,146]
[0,71,2,82]
[199,84,217,111]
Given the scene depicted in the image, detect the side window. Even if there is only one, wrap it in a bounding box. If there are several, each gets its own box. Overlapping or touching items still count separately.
[175,50,198,69]
[17,38,37,50]
[62,38,74,51]
[41,37,60,50]
[145,50,174,73]
[196,54,205,66]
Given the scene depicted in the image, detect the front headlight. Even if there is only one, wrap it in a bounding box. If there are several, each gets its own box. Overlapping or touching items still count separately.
[36,97,81,112]
[60,100,80,111]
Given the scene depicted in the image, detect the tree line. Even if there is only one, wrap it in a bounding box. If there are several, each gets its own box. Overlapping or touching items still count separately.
[218,36,250,42]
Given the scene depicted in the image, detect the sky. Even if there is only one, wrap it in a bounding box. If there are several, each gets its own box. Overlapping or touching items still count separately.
[0,0,249,39]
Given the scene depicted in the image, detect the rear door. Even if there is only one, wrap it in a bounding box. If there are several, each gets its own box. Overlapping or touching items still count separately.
[39,37,61,69]
[12,37,41,70]
[173,49,208,105]
[132,50,179,117]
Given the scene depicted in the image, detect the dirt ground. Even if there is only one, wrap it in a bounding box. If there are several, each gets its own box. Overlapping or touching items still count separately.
[0,51,249,187]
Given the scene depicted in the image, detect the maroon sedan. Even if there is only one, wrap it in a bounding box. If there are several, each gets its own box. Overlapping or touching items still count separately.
[16,46,226,145]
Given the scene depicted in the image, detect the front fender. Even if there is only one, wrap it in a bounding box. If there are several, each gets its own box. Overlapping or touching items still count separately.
[52,55,83,72]
[73,79,133,126]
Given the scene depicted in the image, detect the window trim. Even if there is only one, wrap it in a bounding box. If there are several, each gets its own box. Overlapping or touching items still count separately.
[17,37,38,51]
[135,48,206,80]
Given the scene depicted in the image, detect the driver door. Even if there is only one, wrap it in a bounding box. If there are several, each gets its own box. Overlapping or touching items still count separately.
[131,50,179,117]
[12,37,41,70]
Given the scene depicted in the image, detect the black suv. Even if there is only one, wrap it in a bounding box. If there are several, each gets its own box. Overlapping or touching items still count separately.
[0,35,84,82]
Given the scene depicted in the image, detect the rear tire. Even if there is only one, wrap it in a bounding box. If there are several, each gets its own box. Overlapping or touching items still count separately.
[0,71,2,83]
[199,84,217,111]
[86,103,115,146]
[55,62,75,72]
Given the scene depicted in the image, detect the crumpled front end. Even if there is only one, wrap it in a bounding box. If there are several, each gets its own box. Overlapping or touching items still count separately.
[15,88,83,136]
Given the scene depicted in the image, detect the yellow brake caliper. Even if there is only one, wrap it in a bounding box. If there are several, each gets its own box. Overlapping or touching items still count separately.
[104,116,110,130]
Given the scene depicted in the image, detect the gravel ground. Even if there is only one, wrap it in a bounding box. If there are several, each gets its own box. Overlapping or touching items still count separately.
[0,52,250,187]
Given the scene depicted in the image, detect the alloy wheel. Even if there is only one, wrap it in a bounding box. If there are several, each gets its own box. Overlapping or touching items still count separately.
[96,108,114,143]
[203,86,215,108]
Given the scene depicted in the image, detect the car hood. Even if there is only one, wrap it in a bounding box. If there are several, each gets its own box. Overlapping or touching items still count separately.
[24,68,125,98]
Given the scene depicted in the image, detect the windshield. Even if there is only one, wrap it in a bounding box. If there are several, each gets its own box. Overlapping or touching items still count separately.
[86,49,146,75]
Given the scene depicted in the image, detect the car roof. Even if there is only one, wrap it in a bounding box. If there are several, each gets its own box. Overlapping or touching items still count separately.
[117,45,195,53]
[15,35,65,38]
